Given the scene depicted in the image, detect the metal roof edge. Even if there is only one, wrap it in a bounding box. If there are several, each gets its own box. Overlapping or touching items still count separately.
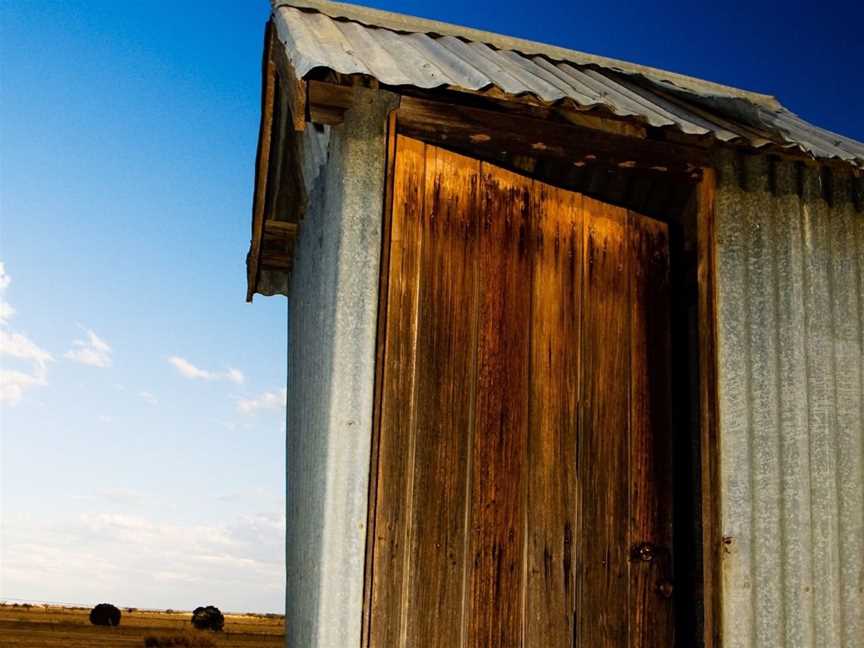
[272,0,782,110]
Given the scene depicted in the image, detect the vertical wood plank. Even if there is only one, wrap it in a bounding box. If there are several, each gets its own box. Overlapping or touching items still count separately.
[697,168,722,648]
[628,211,674,647]
[577,197,631,648]
[466,163,533,648]
[525,184,582,648]
[402,145,481,647]
[370,137,678,648]
[369,135,426,648]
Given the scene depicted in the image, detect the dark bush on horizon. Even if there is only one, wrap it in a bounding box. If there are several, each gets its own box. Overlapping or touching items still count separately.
[89,603,122,626]
[191,605,224,632]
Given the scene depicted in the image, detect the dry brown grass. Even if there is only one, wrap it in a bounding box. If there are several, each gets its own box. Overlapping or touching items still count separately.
[144,632,218,647]
[0,603,283,647]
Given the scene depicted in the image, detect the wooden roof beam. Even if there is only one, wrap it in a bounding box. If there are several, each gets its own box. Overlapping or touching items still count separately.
[308,80,354,125]
[396,94,707,173]
[264,219,299,238]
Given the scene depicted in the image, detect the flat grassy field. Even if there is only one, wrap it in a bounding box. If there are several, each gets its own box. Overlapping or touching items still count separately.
[0,603,284,647]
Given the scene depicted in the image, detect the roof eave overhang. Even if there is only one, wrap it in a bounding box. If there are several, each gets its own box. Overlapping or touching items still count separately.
[246,5,864,300]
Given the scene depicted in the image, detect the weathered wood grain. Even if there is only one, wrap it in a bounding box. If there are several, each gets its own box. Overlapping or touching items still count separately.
[368,135,426,648]
[465,163,532,648]
[402,145,481,647]
[577,197,631,648]
[369,137,675,648]
[525,183,582,647]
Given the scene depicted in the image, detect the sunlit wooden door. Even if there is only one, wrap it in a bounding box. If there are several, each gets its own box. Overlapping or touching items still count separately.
[366,136,674,648]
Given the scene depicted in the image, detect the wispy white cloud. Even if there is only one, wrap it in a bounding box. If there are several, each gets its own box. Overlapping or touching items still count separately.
[237,388,286,414]
[0,262,12,325]
[64,327,112,368]
[0,300,15,325]
[0,509,285,611]
[0,263,10,290]
[0,262,52,405]
[0,329,53,367]
[167,356,244,384]
[138,390,158,405]
[0,368,46,405]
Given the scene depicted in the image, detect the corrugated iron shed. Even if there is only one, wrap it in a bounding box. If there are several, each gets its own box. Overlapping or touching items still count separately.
[272,0,864,168]
[256,6,864,647]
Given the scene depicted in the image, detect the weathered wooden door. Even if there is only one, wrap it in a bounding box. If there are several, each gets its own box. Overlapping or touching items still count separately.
[366,136,673,648]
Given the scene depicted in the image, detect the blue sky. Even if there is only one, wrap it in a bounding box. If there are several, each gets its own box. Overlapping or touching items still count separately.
[1,0,861,614]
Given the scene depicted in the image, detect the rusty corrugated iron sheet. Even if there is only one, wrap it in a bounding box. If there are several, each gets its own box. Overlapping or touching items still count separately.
[714,153,864,647]
[271,0,864,168]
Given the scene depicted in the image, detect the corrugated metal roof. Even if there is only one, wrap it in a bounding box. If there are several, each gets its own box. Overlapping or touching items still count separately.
[271,0,864,168]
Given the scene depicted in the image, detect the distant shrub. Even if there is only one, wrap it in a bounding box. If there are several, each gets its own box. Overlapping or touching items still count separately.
[191,605,224,632]
[90,603,122,626]
[127,607,138,613]
[165,609,175,614]
[144,633,217,648]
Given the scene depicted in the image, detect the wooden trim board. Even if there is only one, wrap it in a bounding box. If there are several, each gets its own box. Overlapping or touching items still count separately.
[246,20,278,302]
[697,168,722,648]
[361,110,400,648]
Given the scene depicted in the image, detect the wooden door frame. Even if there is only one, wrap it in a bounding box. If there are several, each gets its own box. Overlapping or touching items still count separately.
[696,168,722,648]
[360,108,723,648]
[361,110,399,648]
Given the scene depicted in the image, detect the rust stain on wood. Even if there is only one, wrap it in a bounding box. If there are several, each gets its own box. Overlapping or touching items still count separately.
[467,163,532,648]
[525,183,582,647]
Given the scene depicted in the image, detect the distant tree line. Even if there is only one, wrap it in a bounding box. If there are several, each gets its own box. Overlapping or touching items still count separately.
[88,602,224,634]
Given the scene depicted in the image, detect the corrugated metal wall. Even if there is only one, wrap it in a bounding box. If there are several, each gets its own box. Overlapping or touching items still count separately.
[285,89,397,648]
[714,151,864,648]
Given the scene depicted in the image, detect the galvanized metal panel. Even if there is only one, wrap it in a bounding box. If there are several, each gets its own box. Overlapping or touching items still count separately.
[271,0,864,167]
[284,88,398,648]
[715,151,757,647]
[830,173,864,646]
[715,151,864,648]
[772,160,815,648]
